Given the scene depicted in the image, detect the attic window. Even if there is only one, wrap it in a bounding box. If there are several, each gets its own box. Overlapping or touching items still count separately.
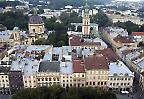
[113,73,117,76]
[125,73,129,76]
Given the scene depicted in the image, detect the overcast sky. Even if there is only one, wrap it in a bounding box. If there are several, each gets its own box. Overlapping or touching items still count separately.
[116,0,142,1]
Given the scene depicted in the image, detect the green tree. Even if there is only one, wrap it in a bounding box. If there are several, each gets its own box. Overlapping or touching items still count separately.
[91,10,112,27]
[0,11,28,30]
[33,38,48,45]
[12,86,117,99]
[114,21,139,35]
[77,26,82,32]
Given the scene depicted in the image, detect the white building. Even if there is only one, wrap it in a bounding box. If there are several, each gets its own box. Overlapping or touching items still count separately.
[108,61,134,92]
[60,61,73,88]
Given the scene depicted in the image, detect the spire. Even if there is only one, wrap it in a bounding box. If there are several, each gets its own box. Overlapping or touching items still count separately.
[33,8,37,15]
[84,0,89,13]
[85,0,88,8]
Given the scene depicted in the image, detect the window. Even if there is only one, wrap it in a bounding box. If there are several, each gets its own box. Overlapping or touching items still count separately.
[42,78,44,81]
[98,82,100,85]
[78,84,80,87]
[74,84,76,87]
[117,83,119,86]
[82,75,84,77]
[93,82,95,85]
[63,84,65,87]
[110,83,112,85]
[128,78,131,80]
[113,83,115,86]
[90,82,92,85]
[121,83,123,85]
[49,78,51,81]
[45,78,48,81]
[125,78,127,80]
[104,82,107,85]
[82,84,84,87]
[33,29,35,32]
[52,54,59,61]
[86,82,88,85]
[101,82,103,85]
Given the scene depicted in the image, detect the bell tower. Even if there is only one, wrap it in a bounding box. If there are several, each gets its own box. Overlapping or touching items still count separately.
[82,0,90,36]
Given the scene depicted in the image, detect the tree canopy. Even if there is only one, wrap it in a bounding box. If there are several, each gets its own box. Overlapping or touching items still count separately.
[114,21,140,35]
[0,11,28,30]
[12,86,117,99]
[0,1,24,8]
[91,10,112,27]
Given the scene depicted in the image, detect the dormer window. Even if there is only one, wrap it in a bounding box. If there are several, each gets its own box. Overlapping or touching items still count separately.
[113,73,117,76]
[52,54,59,61]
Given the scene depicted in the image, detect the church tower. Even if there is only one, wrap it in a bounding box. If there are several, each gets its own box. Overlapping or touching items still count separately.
[82,0,90,36]
[28,8,45,44]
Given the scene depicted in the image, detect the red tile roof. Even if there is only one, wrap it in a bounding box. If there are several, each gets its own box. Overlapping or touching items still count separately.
[69,35,101,46]
[73,60,85,73]
[114,36,134,43]
[132,32,144,36]
[98,48,119,62]
[85,54,109,70]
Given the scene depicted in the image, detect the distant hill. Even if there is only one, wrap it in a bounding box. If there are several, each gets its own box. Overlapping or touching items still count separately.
[26,0,112,9]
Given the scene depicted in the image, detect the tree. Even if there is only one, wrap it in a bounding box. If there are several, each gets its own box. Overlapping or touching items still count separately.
[33,38,48,45]
[0,11,28,30]
[114,21,139,35]
[12,86,117,99]
[77,26,82,32]
[60,12,82,25]
[91,10,112,27]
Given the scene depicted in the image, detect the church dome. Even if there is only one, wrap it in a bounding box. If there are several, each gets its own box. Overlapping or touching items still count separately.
[29,15,44,24]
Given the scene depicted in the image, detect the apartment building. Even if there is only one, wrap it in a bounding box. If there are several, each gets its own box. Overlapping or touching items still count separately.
[85,54,109,88]
[60,61,73,88]
[37,61,60,87]
[108,61,134,92]
[0,66,10,94]
[73,60,86,87]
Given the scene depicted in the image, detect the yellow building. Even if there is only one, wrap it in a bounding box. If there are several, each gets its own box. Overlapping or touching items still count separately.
[73,60,86,87]
[85,54,109,88]
[28,14,45,44]
[37,61,60,87]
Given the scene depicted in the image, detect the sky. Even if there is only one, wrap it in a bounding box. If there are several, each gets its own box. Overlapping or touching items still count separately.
[116,0,142,1]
